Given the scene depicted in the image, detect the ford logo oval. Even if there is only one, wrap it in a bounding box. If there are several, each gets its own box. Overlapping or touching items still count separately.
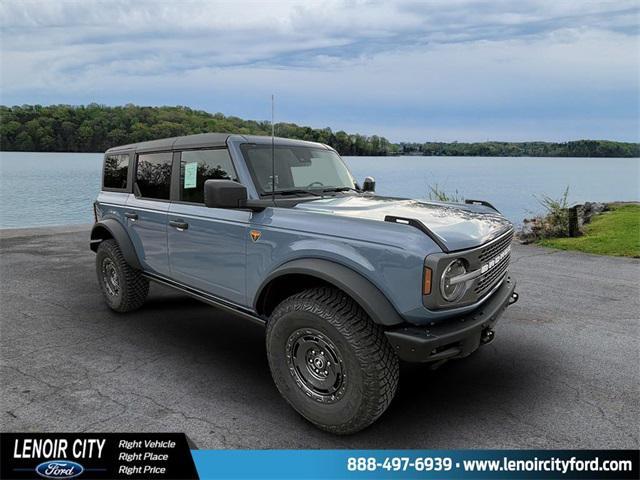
[35,460,84,479]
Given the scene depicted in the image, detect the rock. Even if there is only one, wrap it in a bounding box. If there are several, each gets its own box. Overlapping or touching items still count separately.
[576,202,607,226]
[517,201,609,242]
[516,216,547,244]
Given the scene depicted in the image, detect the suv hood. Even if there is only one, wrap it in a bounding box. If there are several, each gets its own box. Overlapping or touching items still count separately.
[294,196,512,251]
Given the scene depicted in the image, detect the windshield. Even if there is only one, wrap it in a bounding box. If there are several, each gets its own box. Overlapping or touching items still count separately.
[240,144,356,196]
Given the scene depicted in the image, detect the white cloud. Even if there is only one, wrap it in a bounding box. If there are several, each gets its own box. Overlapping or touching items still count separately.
[0,0,638,141]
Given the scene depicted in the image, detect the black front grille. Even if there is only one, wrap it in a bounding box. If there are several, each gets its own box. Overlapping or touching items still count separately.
[478,231,514,263]
[423,227,514,310]
[474,251,510,296]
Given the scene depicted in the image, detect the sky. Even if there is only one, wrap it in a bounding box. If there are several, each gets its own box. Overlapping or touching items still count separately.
[1,0,639,142]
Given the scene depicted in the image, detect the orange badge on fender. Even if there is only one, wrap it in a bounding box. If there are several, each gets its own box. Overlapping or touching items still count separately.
[250,230,262,242]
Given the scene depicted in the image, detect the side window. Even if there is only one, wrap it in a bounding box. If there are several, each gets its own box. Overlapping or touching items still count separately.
[103,154,129,190]
[179,149,237,203]
[135,152,172,200]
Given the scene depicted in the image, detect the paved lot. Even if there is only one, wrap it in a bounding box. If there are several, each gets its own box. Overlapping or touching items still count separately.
[1,226,638,449]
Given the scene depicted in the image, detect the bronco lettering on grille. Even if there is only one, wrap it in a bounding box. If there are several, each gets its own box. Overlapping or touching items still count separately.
[480,245,511,274]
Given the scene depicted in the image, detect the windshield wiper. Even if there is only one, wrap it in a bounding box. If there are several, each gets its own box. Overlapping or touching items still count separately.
[322,187,360,194]
[272,188,323,197]
[268,187,359,198]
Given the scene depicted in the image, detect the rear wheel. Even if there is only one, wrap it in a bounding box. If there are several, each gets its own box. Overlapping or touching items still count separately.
[96,239,149,312]
[266,287,399,434]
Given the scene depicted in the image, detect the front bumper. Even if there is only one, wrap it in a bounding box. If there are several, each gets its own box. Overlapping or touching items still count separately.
[384,276,517,362]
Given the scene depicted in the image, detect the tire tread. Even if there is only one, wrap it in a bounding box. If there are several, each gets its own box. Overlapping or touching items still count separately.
[96,239,149,312]
[267,286,399,434]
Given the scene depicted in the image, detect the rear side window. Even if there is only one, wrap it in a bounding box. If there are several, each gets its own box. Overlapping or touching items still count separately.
[103,154,129,190]
[135,152,172,200]
[179,149,237,203]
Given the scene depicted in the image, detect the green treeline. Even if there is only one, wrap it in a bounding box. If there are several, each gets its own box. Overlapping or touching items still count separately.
[1,104,638,157]
[398,140,640,158]
[0,104,395,156]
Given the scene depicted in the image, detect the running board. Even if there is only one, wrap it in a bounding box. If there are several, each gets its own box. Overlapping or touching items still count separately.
[142,272,266,326]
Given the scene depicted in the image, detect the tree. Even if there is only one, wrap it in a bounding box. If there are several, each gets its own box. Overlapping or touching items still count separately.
[0,104,638,157]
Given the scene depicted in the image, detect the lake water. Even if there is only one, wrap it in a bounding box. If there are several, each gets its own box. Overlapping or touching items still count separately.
[0,151,638,229]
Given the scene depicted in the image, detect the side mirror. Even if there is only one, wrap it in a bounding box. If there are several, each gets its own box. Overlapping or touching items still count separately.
[362,176,376,193]
[204,180,248,208]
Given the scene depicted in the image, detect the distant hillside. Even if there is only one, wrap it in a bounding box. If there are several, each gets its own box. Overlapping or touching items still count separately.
[1,104,638,157]
[0,104,396,156]
[398,140,640,158]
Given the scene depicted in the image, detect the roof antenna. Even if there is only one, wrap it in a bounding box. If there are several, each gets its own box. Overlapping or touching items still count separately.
[271,94,276,206]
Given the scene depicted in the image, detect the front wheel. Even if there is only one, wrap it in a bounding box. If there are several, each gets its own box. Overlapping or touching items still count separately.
[266,287,399,434]
[96,239,149,312]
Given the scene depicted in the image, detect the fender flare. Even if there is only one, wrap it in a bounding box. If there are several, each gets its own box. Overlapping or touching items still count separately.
[255,258,404,326]
[90,219,142,270]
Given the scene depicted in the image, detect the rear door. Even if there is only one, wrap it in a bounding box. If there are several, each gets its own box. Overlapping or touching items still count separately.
[167,148,249,306]
[125,151,172,276]
[97,151,133,224]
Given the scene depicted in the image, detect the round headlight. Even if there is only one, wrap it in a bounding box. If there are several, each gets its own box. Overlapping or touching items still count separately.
[440,259,467,302]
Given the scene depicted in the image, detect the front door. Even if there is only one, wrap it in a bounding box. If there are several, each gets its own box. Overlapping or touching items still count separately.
[125,151,173,276]
[167,148,249,306]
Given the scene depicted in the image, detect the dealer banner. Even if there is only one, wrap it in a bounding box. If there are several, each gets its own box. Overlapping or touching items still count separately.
[1,433,638,479]
[1,433,198,479]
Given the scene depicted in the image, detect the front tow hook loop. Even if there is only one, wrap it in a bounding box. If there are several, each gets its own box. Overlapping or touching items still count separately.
[509,292,519,305]
[480,328,495,345]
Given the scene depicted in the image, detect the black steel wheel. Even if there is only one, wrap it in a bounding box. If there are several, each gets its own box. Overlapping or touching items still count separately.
[266,287,399,435]
[96,239,149,313]
[101,257,121,297]
[286,328,346,404]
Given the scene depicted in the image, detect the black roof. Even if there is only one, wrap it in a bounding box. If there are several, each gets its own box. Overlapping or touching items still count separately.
[105,133,329,153]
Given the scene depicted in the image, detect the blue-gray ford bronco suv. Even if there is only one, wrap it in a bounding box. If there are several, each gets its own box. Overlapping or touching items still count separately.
[91,133,518,434]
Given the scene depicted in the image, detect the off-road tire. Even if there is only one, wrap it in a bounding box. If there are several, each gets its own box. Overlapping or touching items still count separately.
[96,239,149,312]
[266,287,399,434]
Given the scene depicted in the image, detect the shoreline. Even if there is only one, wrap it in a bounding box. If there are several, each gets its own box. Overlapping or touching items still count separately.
[0,223,91,239]
[2,150,640,159]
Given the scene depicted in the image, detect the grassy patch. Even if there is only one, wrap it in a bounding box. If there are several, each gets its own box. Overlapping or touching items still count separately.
[428,183,464,203]
[538,204,640,258]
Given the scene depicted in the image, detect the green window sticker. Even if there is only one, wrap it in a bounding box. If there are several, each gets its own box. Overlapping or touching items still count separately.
[184,162,198,189]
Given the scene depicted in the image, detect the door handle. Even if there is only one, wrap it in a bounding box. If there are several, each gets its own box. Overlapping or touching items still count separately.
[169,220,189,231]
[124,212,138,221]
